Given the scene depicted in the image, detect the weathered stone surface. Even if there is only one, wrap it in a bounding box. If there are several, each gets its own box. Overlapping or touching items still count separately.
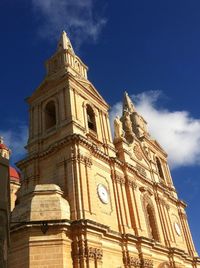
[11,184,70,222]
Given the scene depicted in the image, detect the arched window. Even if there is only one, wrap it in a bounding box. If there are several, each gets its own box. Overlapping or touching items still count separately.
[146,204,159,241]
[156,157,164,180]
[45,101,57,130]
[86,105,96,132]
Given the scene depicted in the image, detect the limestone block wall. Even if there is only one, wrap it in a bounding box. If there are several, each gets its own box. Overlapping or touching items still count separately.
[9,226,72,268]
[9,184,72,268]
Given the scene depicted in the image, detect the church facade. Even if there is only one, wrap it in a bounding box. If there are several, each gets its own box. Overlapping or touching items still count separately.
[8,32,200,268]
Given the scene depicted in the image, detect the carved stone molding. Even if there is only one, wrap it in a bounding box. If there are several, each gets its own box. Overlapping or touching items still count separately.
[139,187,153,196]
[123,255,141,267]
[71,153,93,167]
[84,156,93,167]
[133,144,143,161]
[129,256,141,267]
[136,164,147,177]
[87,247,96,260]
[141,259,153,268]
[127,179,137,189]
[76,153,85,164]
[87,247,103,261]
[72,240,103,263]
[18,133,111,168]
[96,248,103,261]
[114,175,125,185]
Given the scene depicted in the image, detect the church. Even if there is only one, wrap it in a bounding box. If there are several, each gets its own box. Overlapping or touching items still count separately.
[8,31,200,267]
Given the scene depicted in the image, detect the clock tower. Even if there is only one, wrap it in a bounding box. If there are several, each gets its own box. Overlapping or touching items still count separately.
[8,32,200,268]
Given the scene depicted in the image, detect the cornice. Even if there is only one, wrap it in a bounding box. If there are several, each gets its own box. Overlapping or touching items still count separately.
[17,134,111,168]
[17,134,186,209]
[10,218,196,261]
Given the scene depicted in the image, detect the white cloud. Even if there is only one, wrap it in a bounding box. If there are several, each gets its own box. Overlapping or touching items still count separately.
[0,125,28,165]
[32,0,106,47]
[110,91,200,169]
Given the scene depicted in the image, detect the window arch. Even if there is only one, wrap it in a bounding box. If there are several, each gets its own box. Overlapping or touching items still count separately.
[45,101,57,130]
[156,157,164,180]
[142,194,160,242]
[86,105,96,132]
[146,203,160,241]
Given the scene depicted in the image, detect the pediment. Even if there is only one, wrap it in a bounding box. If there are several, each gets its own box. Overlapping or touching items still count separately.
[75,77,108,107]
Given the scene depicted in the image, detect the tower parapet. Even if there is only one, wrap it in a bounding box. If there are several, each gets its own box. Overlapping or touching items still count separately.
[46,31,88,79]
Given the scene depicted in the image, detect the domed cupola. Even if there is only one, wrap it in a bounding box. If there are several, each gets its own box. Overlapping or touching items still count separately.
[9,166,21,212]
[9,166,20,183]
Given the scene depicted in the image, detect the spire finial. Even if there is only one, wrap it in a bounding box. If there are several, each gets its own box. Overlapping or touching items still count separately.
[123,91,136,114]
[46,30,88,79]
[57,31,74,53]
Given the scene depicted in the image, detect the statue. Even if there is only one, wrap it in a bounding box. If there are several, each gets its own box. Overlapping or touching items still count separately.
[114,116,124,139]
[123,111,135,143]
[124,111,133,133]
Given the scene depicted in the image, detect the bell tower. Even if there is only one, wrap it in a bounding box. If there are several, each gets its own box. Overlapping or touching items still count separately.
[27,31,113,153]
[24,30,116,220]
[9,32,120,268]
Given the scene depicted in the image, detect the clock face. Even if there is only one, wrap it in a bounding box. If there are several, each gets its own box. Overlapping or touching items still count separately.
[174,222,181,236]
[97,184,109,204]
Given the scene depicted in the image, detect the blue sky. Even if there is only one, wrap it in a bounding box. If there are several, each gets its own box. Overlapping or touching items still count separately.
[1,0,200,253]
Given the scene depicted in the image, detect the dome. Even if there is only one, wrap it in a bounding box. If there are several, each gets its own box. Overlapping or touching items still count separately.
[9,166,20,182]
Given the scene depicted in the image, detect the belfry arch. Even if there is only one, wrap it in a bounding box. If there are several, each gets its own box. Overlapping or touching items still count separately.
[44,100,57,130]
[86,104,96,132]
